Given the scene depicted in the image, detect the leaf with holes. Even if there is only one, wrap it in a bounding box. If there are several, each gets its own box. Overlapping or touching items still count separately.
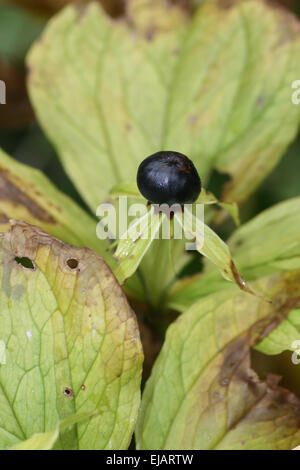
[136,271,300,450]
[0,221,143,450]
[27,0,300,211]
[0,148,145,306]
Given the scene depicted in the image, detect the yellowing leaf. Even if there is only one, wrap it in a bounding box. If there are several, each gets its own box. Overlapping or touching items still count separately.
[0,148,147,306]
[10,410,97,450]
[168,197,300,311]
[114,207,163,284]
[227,199,300,355]
[0,148,110,263]
[136,271,300,450]
[0,221,143,450]
[229,197,300,276]
[255,307,300,356]
[11,429,59,450]
[127,0,186,35]
[175,206,255,296]
[27,0,300,211]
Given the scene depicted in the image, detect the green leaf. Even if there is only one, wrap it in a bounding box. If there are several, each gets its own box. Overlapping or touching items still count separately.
[0,149,149,322]
[11,429,59,450]
[110,183,142,199]
[136,271,300,450]
[0,148,110,264]
[114,206,163,284]
[174,206,255,295]
[216,202,240,227]
[229,197,300,276]
[167,271,231,312]
[196,188,240,226]
[196,188,218,205]
[10,410,97,450]
[177,207,233,278]
[109,183,240,302]
[0,221,143,450]
[229,197,300,356]
[138,236,190,310]
[255,307,300,356]
[113,198,241,302]
[168,197,300,311]
[27,0,300,211]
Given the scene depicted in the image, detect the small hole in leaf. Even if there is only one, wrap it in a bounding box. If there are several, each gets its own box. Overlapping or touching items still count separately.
[15,257,35,270]
[63,387,73,398]
[67,258,79,269]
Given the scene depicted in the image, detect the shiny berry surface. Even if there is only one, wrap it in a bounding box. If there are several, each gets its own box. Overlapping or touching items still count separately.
[137,151,201,205]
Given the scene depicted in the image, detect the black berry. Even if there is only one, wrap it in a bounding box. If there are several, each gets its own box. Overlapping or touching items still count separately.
[137,151,201,205]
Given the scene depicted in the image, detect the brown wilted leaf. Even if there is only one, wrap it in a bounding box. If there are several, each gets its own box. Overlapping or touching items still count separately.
[136,271,300,449]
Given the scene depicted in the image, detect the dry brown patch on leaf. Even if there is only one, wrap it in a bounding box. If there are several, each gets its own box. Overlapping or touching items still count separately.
[126,0,188,39]
[0,220,141,341]
[0,169,56,223]
[209,277,300,448]
[199,323,300,447]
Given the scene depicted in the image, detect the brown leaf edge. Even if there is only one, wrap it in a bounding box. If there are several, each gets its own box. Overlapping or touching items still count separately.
[205,273,300,449]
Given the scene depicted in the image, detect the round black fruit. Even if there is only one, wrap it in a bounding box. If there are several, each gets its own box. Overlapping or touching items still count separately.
[137,151,201,205]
